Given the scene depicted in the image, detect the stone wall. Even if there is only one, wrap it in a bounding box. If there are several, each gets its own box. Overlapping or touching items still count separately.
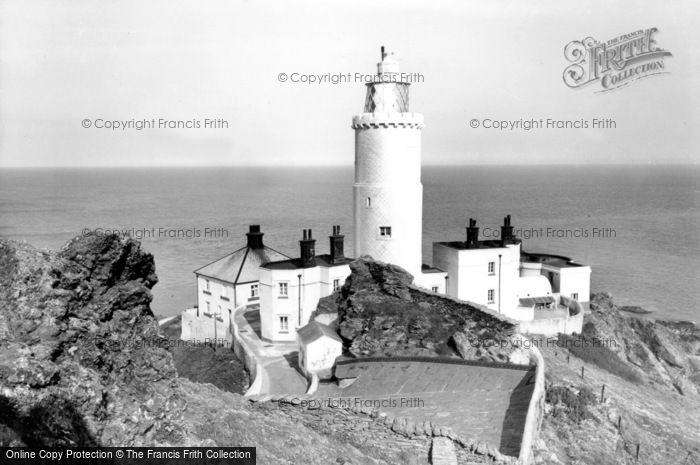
[229,305,262,396]
[515,334,546,465]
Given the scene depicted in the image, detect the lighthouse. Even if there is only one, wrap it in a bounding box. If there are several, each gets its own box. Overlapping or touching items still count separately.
[352,47,424,279]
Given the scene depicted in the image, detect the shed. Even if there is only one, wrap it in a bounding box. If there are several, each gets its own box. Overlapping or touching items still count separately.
[296,321,343,379]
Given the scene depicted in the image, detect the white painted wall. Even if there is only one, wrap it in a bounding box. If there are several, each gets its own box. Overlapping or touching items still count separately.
[353,113,424,279]
[433,242,520,315]
[259,263,351,342]
[298,336,343,379]
[180,307,232,345]
[557,266,591,303]
[414,271,447,294]
[196,275,235,327]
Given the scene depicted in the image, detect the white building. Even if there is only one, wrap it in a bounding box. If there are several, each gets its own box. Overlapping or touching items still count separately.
[433,216,524,320]
[434,215,591,323]
[297,320,343,379]
[259,226,352,342]
[520,251,591,304]
[192,225,289,328]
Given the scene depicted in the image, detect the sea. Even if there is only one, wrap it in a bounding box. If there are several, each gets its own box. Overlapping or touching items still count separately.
[0,165,697,322]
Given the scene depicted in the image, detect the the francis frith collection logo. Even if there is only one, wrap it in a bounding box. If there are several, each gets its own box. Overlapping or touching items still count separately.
[563,27,672,92]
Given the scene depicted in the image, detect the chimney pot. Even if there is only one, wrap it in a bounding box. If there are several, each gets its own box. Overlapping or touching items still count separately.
[246,224,264,249]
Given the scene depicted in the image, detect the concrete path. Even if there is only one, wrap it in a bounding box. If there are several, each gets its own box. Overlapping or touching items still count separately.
[234,307,308,395]
[314,359,535,457]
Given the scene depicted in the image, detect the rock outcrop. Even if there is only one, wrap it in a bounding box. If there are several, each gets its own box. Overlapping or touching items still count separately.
[315,257,519,362]
[584,292,700,395]
[0,234,424,464]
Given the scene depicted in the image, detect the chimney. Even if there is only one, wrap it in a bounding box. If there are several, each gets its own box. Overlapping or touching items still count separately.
[500,214,514,246]
[465,218,479,248]
[246,224,264,249]
[299,229,316,268]
[329,225,345,264]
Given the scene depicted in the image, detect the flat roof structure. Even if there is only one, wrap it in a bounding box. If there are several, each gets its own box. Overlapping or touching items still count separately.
[314,357,535,457]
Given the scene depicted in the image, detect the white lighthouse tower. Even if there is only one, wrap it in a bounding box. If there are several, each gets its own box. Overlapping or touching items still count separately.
[352,48,424,279]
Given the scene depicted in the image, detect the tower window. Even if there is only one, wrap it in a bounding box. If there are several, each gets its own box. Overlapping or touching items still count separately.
[366,197,372,208]
[379,226,392,237]
[431,286,439,293]
[250,284,259,298]
[279,316,289,333]
[487,289,495,304]
[571,293,579,301]
[333,278,340,291]
[488,261,495,275]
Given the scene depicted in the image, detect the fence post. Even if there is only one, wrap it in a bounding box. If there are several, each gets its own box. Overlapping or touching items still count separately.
[636,443,640,461]
[600,384,606,403]
[618,415,622,433]
[581,366,585,379]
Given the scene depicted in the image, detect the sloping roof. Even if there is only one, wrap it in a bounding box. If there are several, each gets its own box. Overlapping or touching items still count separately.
[297,321,342,345]
[519,296,556,306]
[195,246,290,284]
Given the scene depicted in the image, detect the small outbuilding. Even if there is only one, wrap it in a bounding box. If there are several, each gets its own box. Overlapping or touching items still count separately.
[296,321,343,379]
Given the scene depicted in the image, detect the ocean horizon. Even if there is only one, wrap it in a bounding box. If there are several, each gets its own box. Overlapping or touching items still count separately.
[1,164,698,322]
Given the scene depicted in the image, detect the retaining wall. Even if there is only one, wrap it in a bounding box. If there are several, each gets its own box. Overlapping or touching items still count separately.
[516,334,546,465]
[518,310,583,336]
[180,307,232,344]
[229,305,263,396]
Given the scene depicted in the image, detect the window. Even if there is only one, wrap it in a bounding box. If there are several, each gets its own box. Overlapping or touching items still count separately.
[379,226,392,237]
[488,261,495,274]
[221,285,229,300]
[431,286,439,293]
[217,305,222,317]
[279,316,289,333]
[203,279,211,294]
[333,279,340,292]
[205,301,211,314]
[571,293,579,301]
[366,197,372,208]
[250,284,259,298]
[487,289,495,304]
[278,282,288,298]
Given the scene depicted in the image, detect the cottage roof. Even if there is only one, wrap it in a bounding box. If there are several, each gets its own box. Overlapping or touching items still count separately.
[195,245,289,284]
[297,321,342,345]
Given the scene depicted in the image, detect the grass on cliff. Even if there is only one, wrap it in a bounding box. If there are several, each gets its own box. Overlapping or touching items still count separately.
[159,316,249,394]
[557,334,643,384]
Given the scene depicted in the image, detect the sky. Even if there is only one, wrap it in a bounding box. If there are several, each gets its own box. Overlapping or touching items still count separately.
[0,0,698,167]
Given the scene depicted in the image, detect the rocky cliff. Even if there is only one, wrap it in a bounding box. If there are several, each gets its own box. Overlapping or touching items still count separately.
[582,292,700,395]
[314,257,521,363]
[0,234,433,464]
[534,293,700,464]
